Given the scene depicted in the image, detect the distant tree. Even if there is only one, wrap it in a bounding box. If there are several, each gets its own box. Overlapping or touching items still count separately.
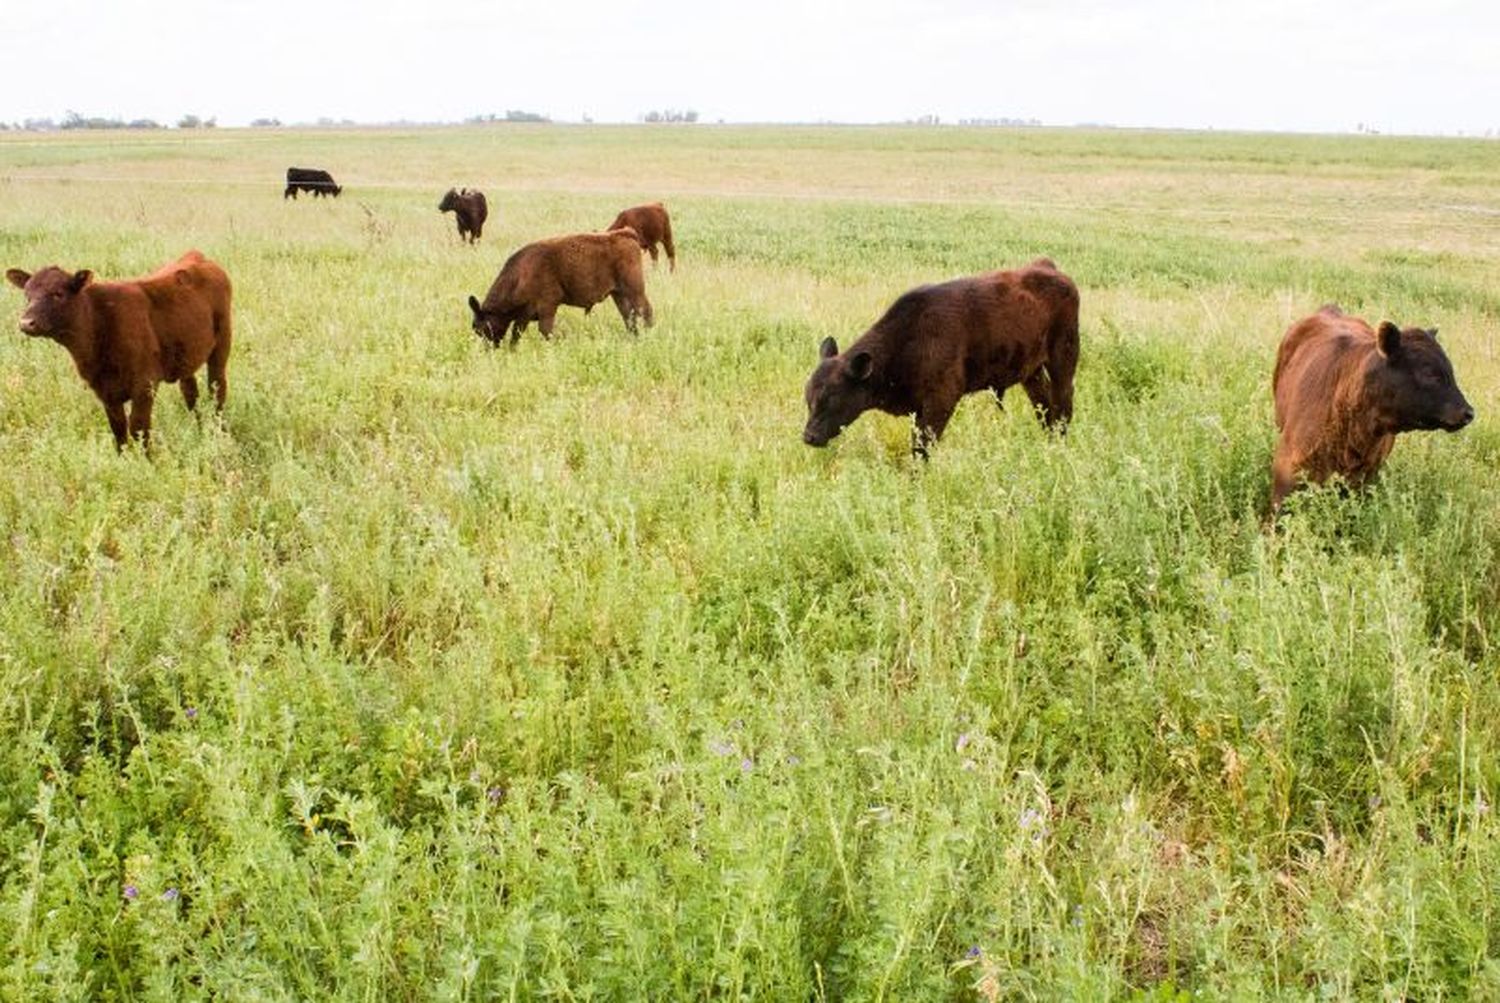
[640,109,700,124]
[177,114,216,129]
[23,118,57,131]
[250,117,282,128]
[505,109,550,123]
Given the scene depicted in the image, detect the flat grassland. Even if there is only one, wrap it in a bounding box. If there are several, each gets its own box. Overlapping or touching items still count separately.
[2,125,1500,999]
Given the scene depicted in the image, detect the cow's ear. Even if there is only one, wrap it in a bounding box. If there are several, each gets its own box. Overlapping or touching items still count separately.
[1428,326,1440,339]
[1377,321,1402,359]
[69,270,93,293]
[819,336,838,359]
[848,351,873,381]
[5,269,30,289]
[468,295,482,319]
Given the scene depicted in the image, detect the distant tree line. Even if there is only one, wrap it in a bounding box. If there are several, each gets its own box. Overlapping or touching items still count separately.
[959,116,1042,127]
[466,110,552,124]
[0,111,221,131]
[641,109,699,123]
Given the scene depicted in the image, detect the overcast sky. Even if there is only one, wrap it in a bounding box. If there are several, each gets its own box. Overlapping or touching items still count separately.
[2,0,1497,134]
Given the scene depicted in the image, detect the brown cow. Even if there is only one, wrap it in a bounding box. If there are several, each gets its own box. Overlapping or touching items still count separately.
[1270,305,1474,511]
[5,250,232,450]
[803,258,1079,457]
[467,229,651,346]
[608,202,676,271]
[439,187,488,243]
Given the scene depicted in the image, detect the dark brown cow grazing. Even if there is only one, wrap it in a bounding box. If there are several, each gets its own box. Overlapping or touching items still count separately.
[439,187,488,243]
[803,258,1079,457]
[1270,305,1473,511]
[467,229,651,346]
[5,250,232,450]
[284,167,341,199]
[608,202,676,271]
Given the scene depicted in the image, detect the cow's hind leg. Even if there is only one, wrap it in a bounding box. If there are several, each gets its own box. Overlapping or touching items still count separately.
[209,324,231,412]
[104,401,128,451]
[1021,369,1054,427]
[1043,310,1080,432]
[611,291,642,334]
[180,375,200,413]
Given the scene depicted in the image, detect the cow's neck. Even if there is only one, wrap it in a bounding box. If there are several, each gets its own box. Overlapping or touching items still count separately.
[55,295,103,384]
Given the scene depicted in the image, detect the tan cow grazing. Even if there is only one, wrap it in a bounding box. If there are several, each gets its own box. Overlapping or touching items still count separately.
[6,250,232,450]
[803,258,1079,458]
[608,202,676,271]
[467,229,652,346]
[1270,305,1474,512]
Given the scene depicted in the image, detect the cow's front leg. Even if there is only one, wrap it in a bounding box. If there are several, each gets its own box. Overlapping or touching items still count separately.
[127,387,155,452]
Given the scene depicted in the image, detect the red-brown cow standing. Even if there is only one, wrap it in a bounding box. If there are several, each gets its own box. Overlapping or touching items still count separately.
[6,250,233,450]
[467,229,651,346]
[1270,305,1474,511]
[803,258,1079,457]
[608,202,676,272]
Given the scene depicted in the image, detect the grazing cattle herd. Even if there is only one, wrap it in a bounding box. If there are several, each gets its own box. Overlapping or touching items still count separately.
[2,165,1478,514]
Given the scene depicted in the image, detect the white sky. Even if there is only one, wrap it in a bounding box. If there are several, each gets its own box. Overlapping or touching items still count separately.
[2,0,1497,133]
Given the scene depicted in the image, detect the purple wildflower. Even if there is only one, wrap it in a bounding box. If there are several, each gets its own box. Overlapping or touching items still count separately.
[965,945,982,960]
[486,786,504,804]
[162,888,179,902]
[740,758,754,774]
[123,884,139,901]
[955,732,971,754]
[184,707,198,721]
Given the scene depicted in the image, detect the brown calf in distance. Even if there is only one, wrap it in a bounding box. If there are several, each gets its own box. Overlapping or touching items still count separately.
[467,229,651,346]
[608,202,676,271]
[803,258,1079,457]
[439,187,488,243]
[6,250,232,450]
[1270,305,1474,512]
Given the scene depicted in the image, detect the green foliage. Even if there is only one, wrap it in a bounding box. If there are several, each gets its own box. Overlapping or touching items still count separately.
[2,124,1500,999]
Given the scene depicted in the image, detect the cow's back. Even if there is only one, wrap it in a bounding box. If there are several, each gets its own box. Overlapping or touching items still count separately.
[133,252,231,378]
[1273,310,1371,433]
[883,263,1074,394]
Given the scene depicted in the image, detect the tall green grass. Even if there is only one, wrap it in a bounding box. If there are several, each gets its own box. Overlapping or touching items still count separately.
[2,125,1500,999]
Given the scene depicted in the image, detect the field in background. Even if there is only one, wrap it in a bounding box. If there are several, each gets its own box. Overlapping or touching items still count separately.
[2,125,1500,999]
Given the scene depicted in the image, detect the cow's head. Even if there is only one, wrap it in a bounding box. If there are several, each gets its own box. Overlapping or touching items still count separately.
[6,266,92,338]
[803,336,875,447]
[331,185,342,197]
[468,295,505,346]
[1372,321,1474,433]
[439,189,459,212]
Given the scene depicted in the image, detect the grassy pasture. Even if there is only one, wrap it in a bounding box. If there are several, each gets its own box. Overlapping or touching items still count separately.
[2,124,1500,999]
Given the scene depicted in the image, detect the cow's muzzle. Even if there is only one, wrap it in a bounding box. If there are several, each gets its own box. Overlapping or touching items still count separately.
[1445,405,1476,431]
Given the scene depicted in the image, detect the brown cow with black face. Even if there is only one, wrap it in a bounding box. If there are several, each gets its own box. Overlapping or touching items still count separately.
[6,250,232,450]
[608,202,676,271]
[467,229,651,346]
[1270,305,1474,511]
[803,258,1079,458]
[439,187,488,243]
